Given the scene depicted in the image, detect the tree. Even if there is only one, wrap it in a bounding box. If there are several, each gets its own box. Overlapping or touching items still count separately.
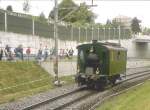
[49,0,77,20]
[6,5,13,11]
[49,0,96,25]
[131,17,141,35]
[73,3,96,25]
[142,27,150,35]
[23,0,30,13]
[105,19,112,27]
[39,12,46,22]
[111,19,122,28]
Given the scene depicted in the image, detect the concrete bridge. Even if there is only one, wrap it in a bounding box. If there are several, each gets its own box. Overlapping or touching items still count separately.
[132,35,150,43]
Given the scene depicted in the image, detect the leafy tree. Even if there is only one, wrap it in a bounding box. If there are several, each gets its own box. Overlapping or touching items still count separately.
[23,0,30,13]
[111,19,122,28]
[49,0,96,25]
[6,5,13,11]
[38,12,46,22]
[105,19,112,27]
[131,17,141,35]
[49,0,77,21]
[106,19,111,25]
[73,3,96,25]
[142,27,150,35]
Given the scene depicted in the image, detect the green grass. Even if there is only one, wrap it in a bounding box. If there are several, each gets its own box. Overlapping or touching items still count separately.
[96,80,150,110]
[0,61,75,104]
[60,75,75,84]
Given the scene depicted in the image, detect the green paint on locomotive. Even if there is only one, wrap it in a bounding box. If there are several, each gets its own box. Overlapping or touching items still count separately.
[76,41,127,87]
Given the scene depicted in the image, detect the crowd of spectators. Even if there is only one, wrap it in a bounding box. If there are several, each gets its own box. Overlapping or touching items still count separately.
[59,48,74,59]
[0,44,74,62]
[0,44,24,61]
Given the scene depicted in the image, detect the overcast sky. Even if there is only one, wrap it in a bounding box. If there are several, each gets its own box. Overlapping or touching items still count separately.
[0,0,150,27]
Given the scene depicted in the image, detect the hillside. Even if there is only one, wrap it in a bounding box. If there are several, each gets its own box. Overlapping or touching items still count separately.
[0,61,53,104]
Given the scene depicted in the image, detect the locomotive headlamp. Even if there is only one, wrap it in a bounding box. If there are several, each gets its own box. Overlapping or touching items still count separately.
[96,68,99,74]
[90,46,94,53]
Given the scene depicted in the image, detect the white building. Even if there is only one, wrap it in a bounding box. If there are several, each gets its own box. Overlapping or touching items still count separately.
[113,15,132,29]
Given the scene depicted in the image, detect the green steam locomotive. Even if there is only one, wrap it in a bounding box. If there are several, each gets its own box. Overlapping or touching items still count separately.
[75,40,127,89]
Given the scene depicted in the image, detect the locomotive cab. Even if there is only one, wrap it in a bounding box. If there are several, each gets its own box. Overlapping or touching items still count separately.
[76,41,127,89]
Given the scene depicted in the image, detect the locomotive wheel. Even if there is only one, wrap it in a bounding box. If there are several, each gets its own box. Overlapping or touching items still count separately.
[87,83,94,89]
[77,82,82,86]
[110,75,120,86]
[111,78,116,85]
[94,83,99,90]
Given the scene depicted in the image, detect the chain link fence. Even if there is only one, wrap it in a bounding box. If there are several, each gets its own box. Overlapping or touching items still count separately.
[0,9,131,43]
[0,9,132,74]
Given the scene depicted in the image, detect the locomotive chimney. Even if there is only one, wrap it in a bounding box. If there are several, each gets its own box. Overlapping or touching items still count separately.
[92,40,97,43]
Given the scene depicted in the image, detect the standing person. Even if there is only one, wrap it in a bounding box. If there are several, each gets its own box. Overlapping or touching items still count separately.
[37,48,43,64]
[44,46,49,61]
[5,45,10,53]
[50,47,55,59]
[18,45,23,60]
[0,48,3,61]
[26,47,31,61]
[5,45,10,59]
[62,49,65,58]
[5,45,13,61]
[65,48,69,58]
[69,48,74,57]
[59,48,63,59]
[37,48,42,60]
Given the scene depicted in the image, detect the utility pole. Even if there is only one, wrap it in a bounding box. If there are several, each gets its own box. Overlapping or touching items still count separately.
[85,27,87,41]
[92,26,94,40]
[118,26,121,45]
[98,27,99,41]
[103,27,105,42]
[113,28,115,40]
[54,0,59,85]
[5,12,7,32]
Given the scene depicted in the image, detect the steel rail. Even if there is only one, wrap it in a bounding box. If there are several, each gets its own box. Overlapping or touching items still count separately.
[125,69,150,77]
[53,91,95,110]
[89,71,150,110]
[62,70,150,110]
[23,69,150,110]
[22,86,86,110]
[53,70,150,110]
[122,70,150,82]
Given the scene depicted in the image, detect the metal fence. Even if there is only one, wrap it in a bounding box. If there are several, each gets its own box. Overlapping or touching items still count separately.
[0,9,131,42]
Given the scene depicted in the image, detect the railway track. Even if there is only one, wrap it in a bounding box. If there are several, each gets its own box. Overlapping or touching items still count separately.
[62,69,150,110]
[1,68,150,110]
[88,70,150,110]
[23,70,150,110]
[22,86,87,110]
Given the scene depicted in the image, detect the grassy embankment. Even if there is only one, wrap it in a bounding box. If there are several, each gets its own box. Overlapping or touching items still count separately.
[96,80,150,110]
[0,61,74,104]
